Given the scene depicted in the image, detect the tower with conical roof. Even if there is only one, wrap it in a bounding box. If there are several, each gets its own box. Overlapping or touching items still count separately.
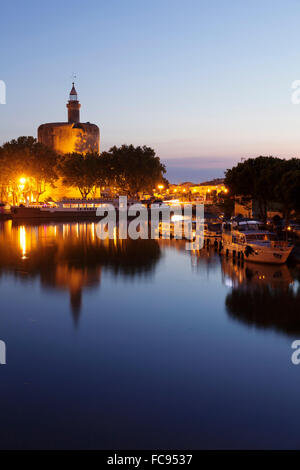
[67,82,81,123]
[38,83,100,155]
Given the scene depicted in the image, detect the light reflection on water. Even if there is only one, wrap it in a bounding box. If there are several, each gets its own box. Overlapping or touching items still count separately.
[0,220,161,323]
[0,220,300,449]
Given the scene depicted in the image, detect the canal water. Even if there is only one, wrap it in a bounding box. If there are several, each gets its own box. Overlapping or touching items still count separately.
[0,220,300,449]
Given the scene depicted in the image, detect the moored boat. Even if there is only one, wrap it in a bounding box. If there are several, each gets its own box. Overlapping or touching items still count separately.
[11,198,138,220]
[222,220,293,264]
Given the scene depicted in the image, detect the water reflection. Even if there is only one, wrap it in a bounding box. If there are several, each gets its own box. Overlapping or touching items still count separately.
[2,221,300,449]
[221,257,295,290]
[178,243,300,337]
[0,221,161,323]
[1,220,300,335]
[159,238,221,272]
[222,257,300,336]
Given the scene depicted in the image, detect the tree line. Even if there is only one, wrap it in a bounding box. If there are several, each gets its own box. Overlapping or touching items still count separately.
[224,156,300,222]
[0,137,167,203]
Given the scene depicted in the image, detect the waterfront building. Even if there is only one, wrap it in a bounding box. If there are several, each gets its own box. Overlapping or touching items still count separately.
[37,84,100,199]
[38,83,100,155]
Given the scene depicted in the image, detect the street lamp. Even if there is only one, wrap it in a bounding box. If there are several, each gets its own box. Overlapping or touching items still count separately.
[19,177,27,192]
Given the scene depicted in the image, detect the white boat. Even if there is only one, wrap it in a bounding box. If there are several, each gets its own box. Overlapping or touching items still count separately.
[159,215,195,239]
[11,198,139,220]
[222,220,293,264]
[159,218,222,243]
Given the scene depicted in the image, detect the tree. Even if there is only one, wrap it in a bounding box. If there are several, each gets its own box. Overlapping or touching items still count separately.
[225,156,284,221]
[0,136,58,203]
[28,142,58,201]
[225,156,300,224]
[0,147,11,202]
[275,159,300,224]
[217,192,234,218]
[100,145,166,197]
[0,137,33,203]
[57,152,103,198]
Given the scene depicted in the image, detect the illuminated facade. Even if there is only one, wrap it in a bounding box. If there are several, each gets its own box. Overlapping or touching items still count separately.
[38,83,100,155]
[165,180,228,202]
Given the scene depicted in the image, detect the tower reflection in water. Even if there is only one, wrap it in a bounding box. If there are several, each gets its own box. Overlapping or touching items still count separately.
[1,221,300,335]
[0,221,161,324]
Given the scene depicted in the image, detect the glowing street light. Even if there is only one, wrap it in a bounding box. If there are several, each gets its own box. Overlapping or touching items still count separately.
[19,177,27,193]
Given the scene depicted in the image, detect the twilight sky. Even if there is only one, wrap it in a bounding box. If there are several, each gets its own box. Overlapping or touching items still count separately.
[1,0,300,182]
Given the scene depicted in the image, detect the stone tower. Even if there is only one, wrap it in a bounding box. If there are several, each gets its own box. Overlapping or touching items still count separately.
[38,84,100,155]
[67,82,81,123]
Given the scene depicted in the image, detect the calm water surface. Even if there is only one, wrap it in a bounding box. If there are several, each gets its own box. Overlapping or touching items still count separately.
[0,220,300,449]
